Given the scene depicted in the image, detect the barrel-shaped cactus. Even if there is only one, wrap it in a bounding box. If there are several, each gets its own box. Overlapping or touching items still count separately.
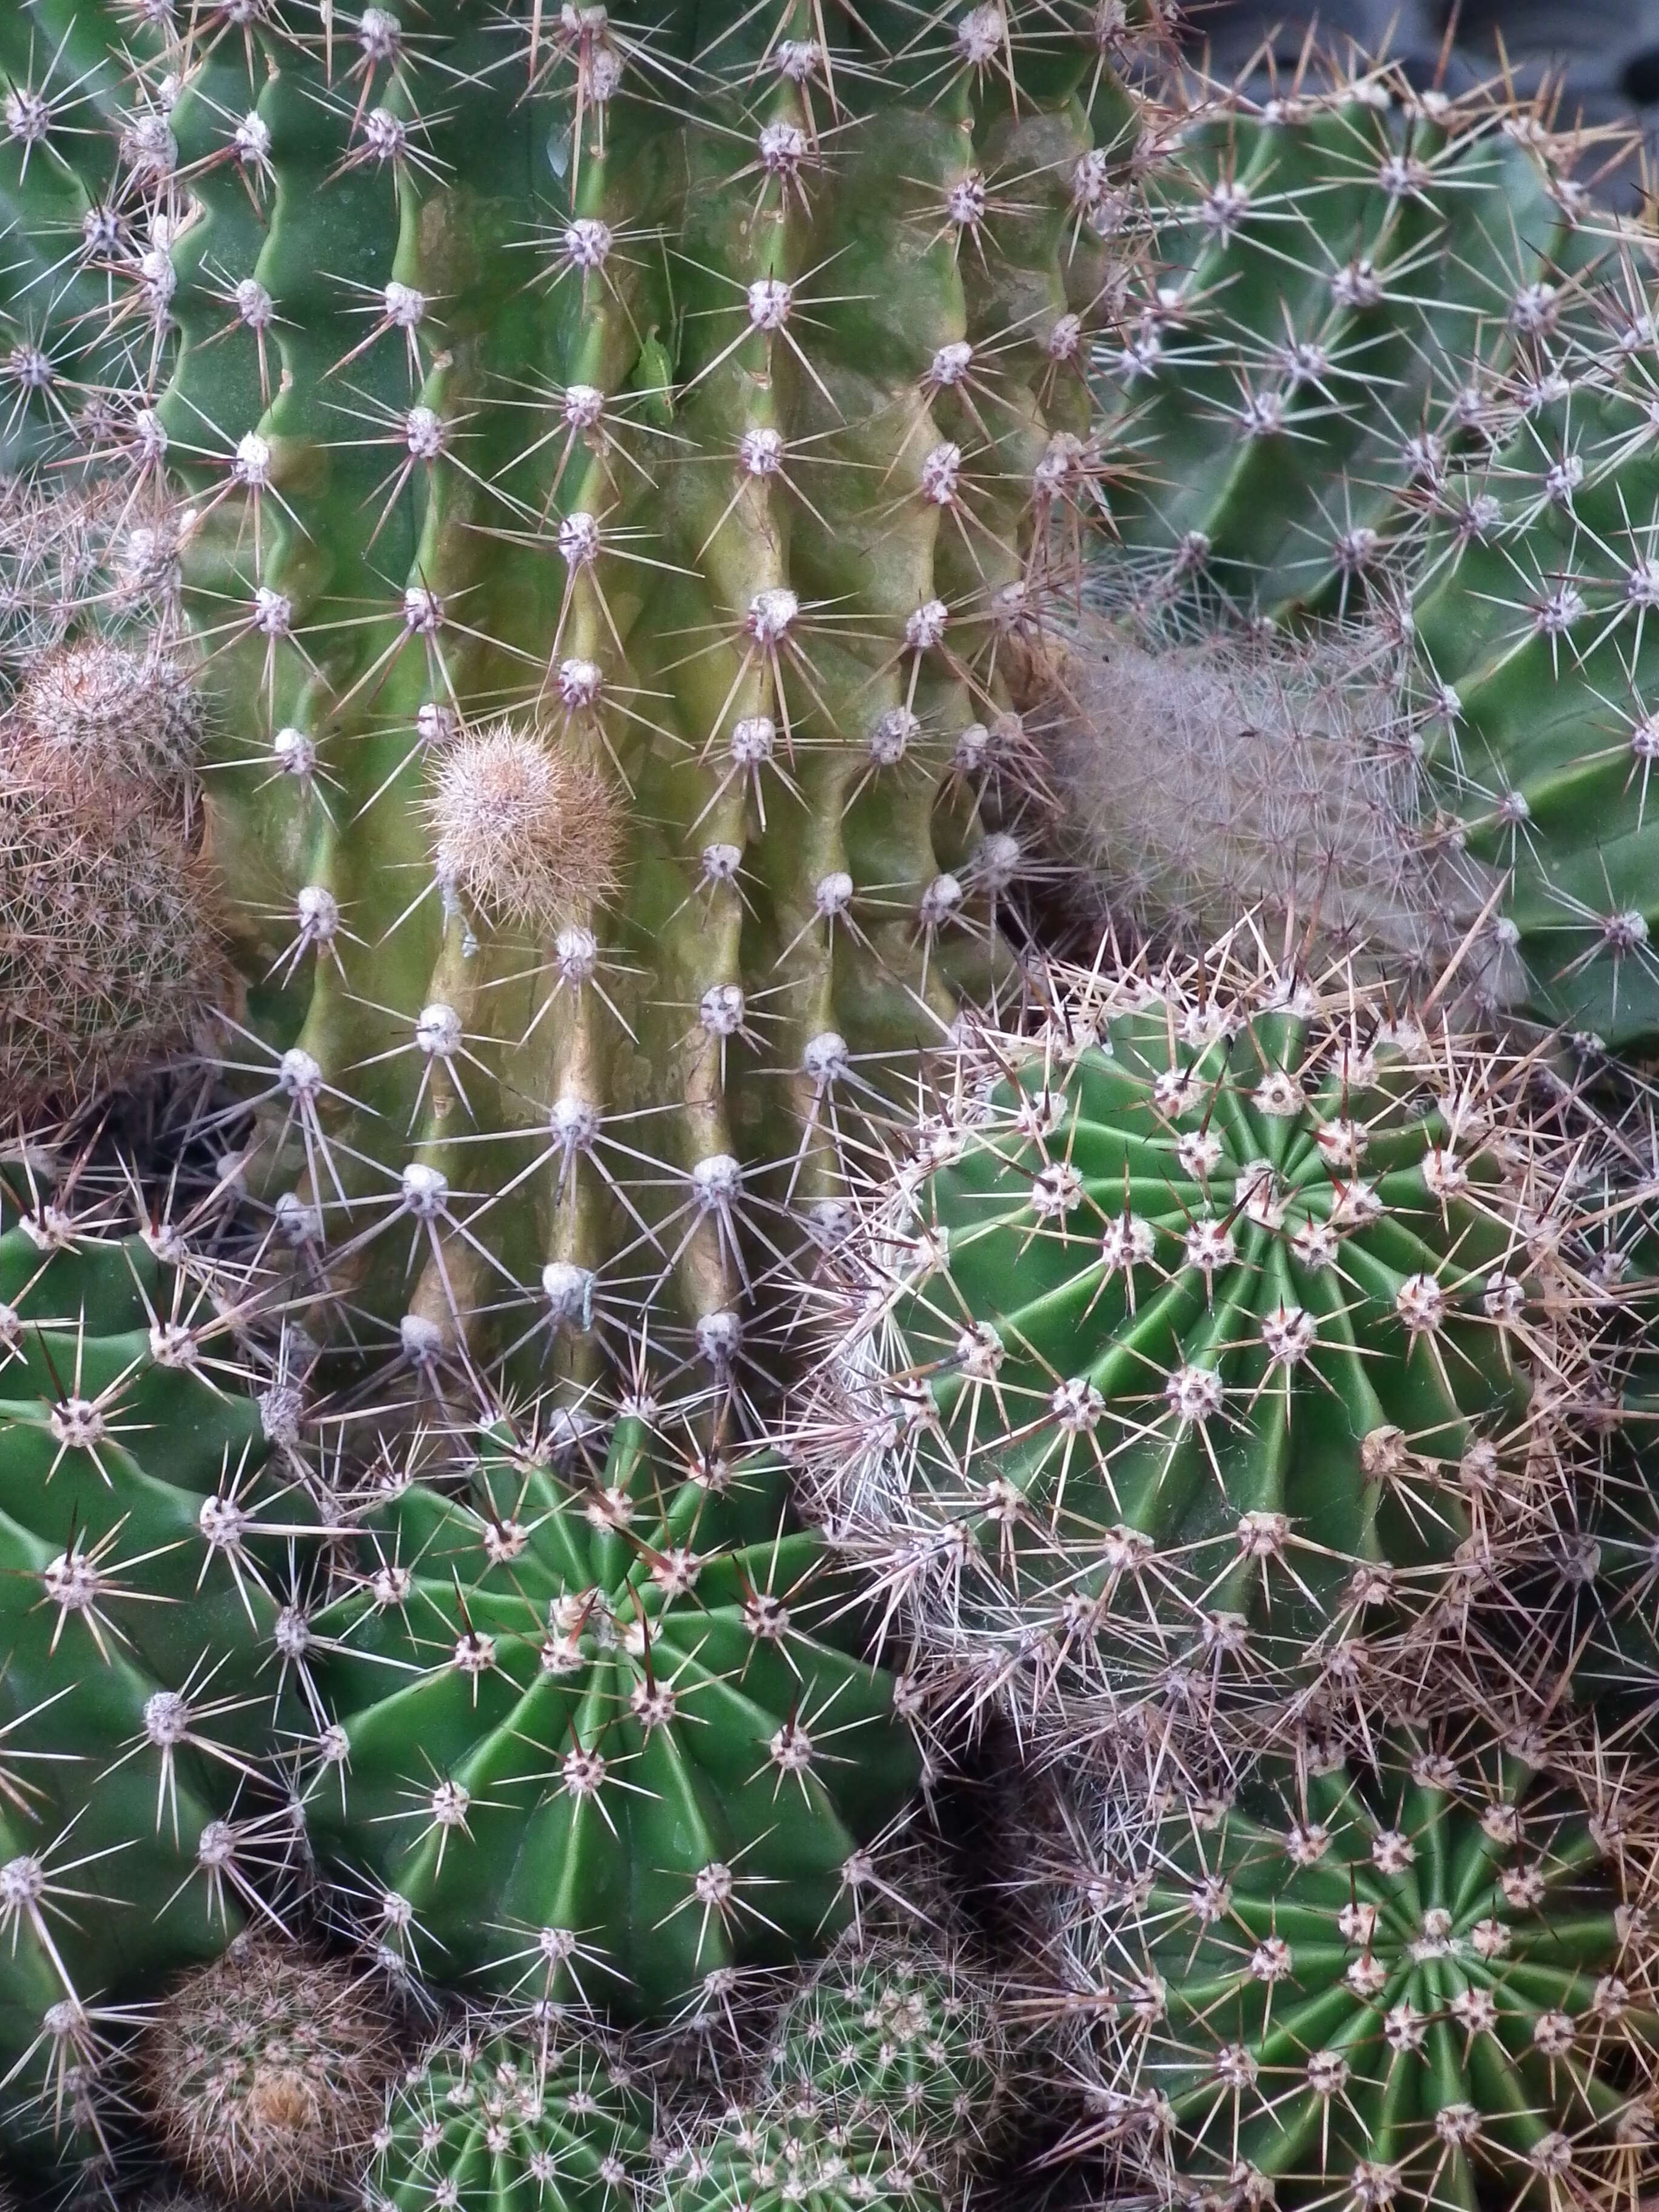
[801,942,1611,1751]
[1038,1721,1659,2212]
[300,1407,919,2015]
[767,1939,1010,2168]
[659,2112,945,2212]
[138,1938,398,2211]
[367,2021,655,2212]
[0,1195,310,2153]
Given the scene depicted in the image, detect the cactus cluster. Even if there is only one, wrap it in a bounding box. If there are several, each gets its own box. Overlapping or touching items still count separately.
[7,2,1659,2212]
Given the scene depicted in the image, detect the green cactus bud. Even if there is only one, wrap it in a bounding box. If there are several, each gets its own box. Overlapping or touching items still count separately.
[1036,1722,1659,2212]
[366,2020,655,2212]
[766,1939,1011,2169]
[801,942,1609,1752]
[299,1408,919,2016]
[0,1193,312,2153]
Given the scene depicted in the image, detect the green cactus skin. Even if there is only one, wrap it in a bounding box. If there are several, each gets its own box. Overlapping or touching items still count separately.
[300,1408,919,2015]
[0,1195,311,2153]
[766,1942,1009,2166]
[661,2113,945,2212]
[802,945,1605,1749]
[366,2023,655,2212]
[0,0,1147,1397]
[1078,73,1659,1050]
[1048,1725,1659,2212]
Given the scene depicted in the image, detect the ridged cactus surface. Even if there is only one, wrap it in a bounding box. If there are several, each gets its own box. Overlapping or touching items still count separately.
[0,0,1138,1395]
[1044,1724,1659,2212]
[303,1409,919,2011]
[0,1195,308,2147]
[367,2023,654,2212]
[1070,79,1659,1047]
[661,2114,945,2212]
[768,1940,1008,2165]
[803,945,1606,1748]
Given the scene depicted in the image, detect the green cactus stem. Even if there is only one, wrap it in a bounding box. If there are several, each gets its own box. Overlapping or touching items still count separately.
[1039,1720,1659,2212]
[1059,70,1659,1048]
[800,940,1612,1755]
[0,1189,312,2156]
[300,1406,919,2016]
[1,0,1148,1402]
[366,2021,656,2212]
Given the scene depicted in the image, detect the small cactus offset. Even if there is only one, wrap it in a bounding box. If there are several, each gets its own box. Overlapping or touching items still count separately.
[300,1407,920,2013]
[366,2019,655,2212]
[1029,615,1460,979]
[799,939,1615,1754]
[766,1937,1011,2171]
[659,2112,948,2212]
[138,1937,399,2209]
[1034,1719,1659,2212]
[0,1188,313,2151]
[1,635,225,1117]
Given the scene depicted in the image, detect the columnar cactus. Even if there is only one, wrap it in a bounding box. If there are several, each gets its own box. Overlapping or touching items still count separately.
[366,2020,655,2212]
[301,1407,919,2014]
[801,942,1612,1752]
[0,0,1146,1396]
[0,1193,312,2151]
[1036,1721,1659,2212]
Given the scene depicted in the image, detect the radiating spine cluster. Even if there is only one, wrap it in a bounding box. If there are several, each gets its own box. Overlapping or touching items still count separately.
[799,938,1622,1761]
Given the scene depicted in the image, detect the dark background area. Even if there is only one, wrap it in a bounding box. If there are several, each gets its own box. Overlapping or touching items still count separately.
[1178,1,1659,208]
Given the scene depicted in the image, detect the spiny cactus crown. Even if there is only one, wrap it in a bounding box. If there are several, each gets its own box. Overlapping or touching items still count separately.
[295,1406,920,2016]
[1035,1720,1659,2212]
[799,937,1626,1754]
[137,1937,399,2210]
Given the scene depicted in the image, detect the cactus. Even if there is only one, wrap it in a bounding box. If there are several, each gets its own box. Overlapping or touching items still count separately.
[1035,1720,1659,2212]
[800,940,1611,1753]
[1045,67,1659,1047]
[1029,614,1467,979]
[0,0,1147,1393]
[366,2019,655,2212]
[660,2111,945,2212]
[766,1938,1011,2170]
[0,631,224,1118]
[0,1190,313,2152]
[137,1937,398,2209]
[300,1406,919,2016]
